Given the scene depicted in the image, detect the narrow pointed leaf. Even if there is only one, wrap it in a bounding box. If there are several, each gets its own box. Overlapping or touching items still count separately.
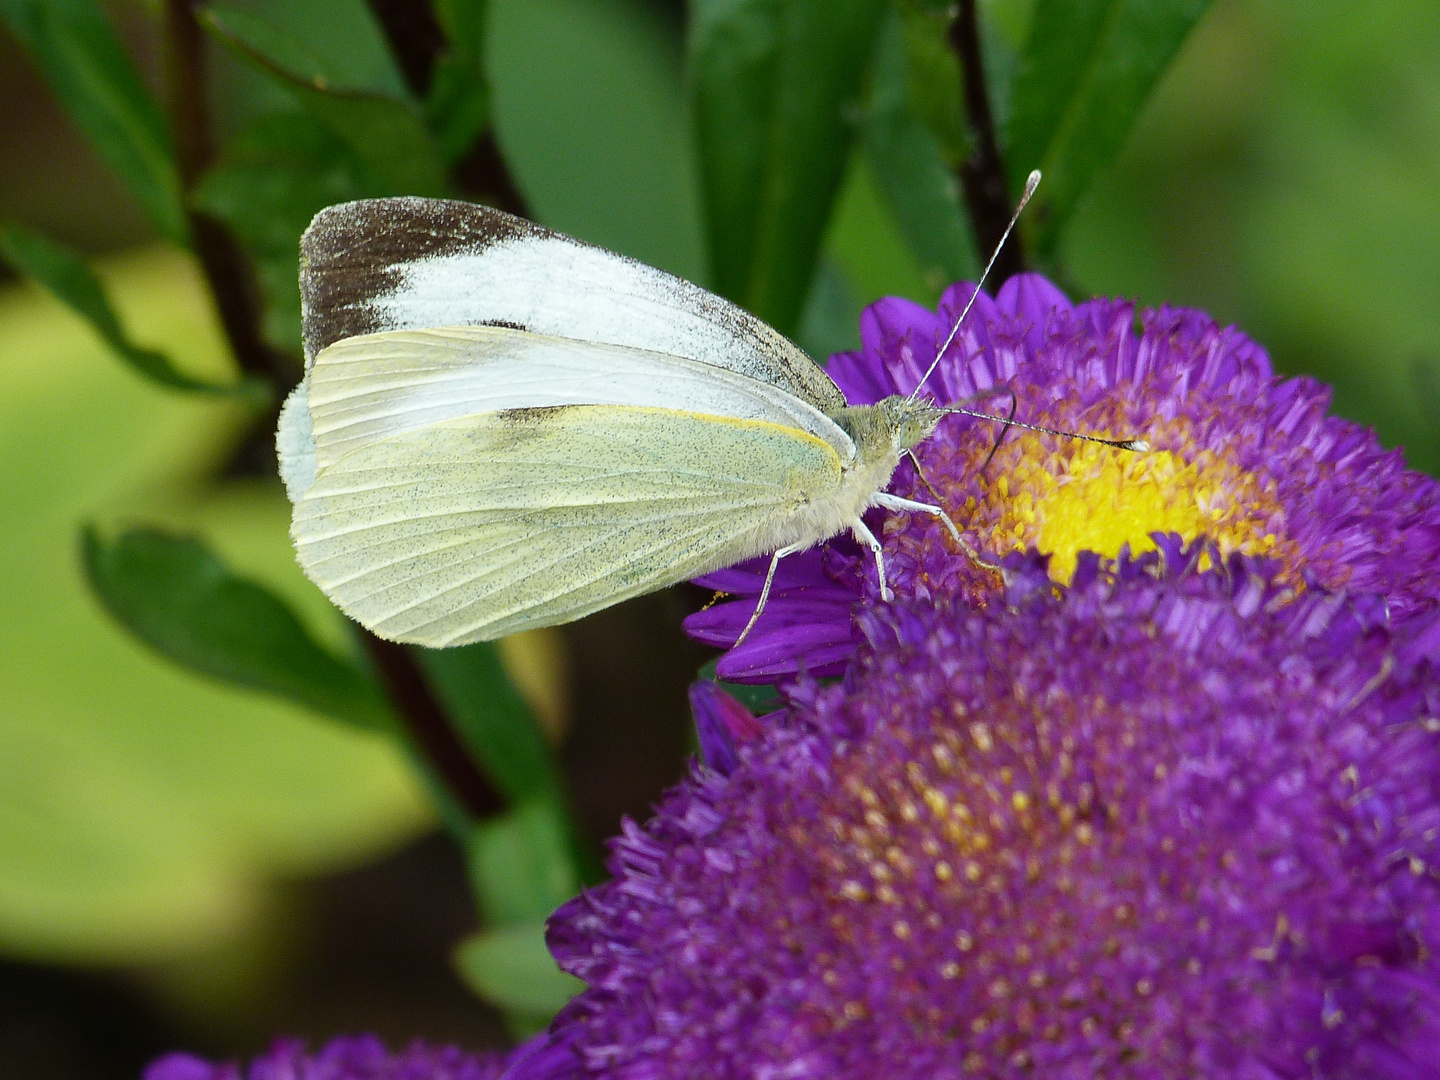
[455,920,583,1020]
[468,798,580,927]
[0,0,188,246]
[1006,0,1214,255]
[0,0,188,244]
[861,9,980,293]
[200,4,450,197]
[796,256,863,360]
[462,797,584,1028]
[690,0,886,333]
[425,52,492,163]
[895,2,969,165]
[81,526,390,730]
[423,644,600,884]
[417,644,559,806]
[426,0,492,163]
[0,225,266,400]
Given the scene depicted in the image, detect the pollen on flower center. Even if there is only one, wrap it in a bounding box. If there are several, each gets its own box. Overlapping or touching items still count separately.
[798,696,1168,1064]
[980,425,1293,583]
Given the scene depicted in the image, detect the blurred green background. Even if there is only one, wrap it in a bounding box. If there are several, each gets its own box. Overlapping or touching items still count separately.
[1,0,1437,1074]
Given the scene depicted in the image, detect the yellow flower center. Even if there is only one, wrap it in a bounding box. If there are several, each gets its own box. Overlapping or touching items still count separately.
[964,421,1293,584]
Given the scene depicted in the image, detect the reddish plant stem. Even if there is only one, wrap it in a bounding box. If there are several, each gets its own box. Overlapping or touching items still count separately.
[452,133,530,218]
[949,0,1027,283]
[362,635,506,819]
[162,0,298,391]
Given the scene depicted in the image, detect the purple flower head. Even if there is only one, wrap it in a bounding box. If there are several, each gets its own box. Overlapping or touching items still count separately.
[686,276,1440,682]
[145,1035,513,1080]
[538,550,1440,1079]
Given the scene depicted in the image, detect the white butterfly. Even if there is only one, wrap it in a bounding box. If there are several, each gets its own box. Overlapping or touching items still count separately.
[278,179,1085,648]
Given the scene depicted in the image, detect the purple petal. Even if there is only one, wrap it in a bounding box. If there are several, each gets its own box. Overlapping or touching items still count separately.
[994,272,1072,320]
[497,1033,580,1080]
[714,620,854,682]
[144,1055,229,1080]
[689,681,764,776]
[690,549,831,595]
[556,560,1440,1078]
[826,348,896,405]
[684,593,855,646]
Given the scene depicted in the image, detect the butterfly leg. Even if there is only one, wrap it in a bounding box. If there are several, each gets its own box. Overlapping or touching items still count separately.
[873,490,963,543]
[873,489,1005,580]
[892,450,1007,581]
[850,518,893,602]
[734,542,806,647]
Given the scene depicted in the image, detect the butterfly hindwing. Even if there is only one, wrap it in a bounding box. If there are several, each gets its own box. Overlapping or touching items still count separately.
[291,405,846,646]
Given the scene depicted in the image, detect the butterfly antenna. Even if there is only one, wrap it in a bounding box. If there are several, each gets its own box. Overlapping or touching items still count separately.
[943,405,1150,453]
[908,169,1043,406]
[976,390,1020,475]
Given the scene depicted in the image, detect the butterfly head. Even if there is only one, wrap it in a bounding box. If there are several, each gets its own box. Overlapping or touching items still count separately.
[879,394,946,452]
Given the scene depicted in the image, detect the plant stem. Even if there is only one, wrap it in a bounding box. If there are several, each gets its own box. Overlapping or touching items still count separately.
[949,0,1026,283]
[365,0,448,95]
[452,135,530,218]
[162,0,298,392]
[362,635,506,819]
[161,0,506,823]
[364,0,530,217]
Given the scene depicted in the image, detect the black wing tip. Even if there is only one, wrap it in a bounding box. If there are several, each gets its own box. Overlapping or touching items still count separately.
[299,199,546,360]
[302,198,531,255]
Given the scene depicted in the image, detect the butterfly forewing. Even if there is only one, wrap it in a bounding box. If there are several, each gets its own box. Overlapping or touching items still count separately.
[300,198,846,413]
[301,325,856,475]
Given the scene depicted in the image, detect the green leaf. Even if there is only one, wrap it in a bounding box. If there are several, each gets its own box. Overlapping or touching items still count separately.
[690,0,887,333]
[417,644,559,806]
[904,0,954,14]
[468,797,580,926]
[489,0,703,281]
[427,0,492,163]
[861,9,980,296]
[0,248,429,965]
[81,526,390,730]
[0,0,188,246]
[193,114,381,353]
[796,256,863,360]
[828,151,941,304]
[419,640,604,882]
[434,0,488,54]
[0,225,266,401]
[425,52,492,164]
[200,4,450,197]
[1413,355,1440,445]
[895,1,969,165]
[1006,0,1214,256]
[455,711,586,1025]
[696,657,780,714]
[455,920,583,1022]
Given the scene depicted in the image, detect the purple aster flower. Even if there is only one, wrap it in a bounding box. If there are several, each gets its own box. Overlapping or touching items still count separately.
[144,1035,514,1080]
[687,276,1440,682]
[532,549,1440,1079]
